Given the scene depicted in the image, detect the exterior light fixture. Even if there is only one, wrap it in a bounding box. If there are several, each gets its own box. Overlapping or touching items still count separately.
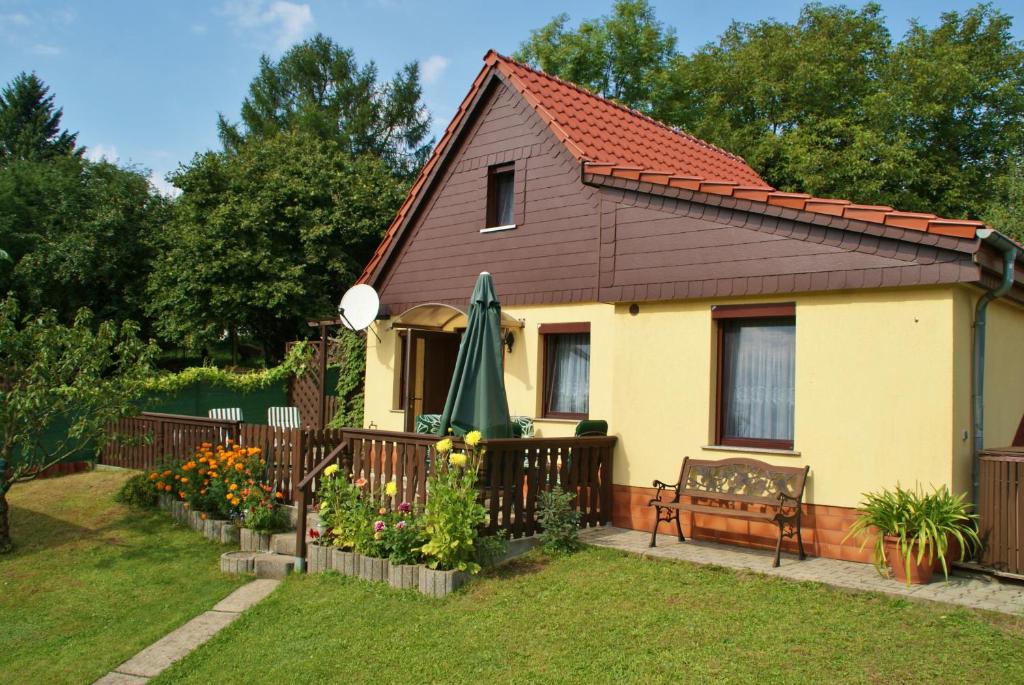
[504,330,515,354]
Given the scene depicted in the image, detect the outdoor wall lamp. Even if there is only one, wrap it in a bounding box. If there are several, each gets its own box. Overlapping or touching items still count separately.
[504,330,515,354]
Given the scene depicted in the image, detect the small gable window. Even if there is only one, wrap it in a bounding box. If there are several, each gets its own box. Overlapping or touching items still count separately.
[485,162,515,229]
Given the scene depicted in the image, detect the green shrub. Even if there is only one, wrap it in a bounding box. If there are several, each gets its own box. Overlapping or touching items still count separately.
[244,502,290,534]
[115,473,158,509]
[537,486,581,555]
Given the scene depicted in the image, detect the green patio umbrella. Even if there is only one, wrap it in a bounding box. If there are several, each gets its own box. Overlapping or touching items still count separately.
[437,272,512,438]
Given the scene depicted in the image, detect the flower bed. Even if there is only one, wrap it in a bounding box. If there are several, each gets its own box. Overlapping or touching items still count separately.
[148,442,291,539]
[308,432,508,597]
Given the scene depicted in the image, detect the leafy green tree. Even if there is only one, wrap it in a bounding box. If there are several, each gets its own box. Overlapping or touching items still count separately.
[0,297,157,552]
[984,159,1024,242]
[0,72,81,164]
[880,5,1024,219]
[515,0,676,112]
[0,156,168,326]
[217,34,432,178]
[146,131,405,362]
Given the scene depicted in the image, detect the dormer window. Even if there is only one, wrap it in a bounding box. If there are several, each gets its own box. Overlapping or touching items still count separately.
[484,162,515,230]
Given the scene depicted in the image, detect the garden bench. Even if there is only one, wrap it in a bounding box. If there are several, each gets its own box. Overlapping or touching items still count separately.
[648,456,809,567]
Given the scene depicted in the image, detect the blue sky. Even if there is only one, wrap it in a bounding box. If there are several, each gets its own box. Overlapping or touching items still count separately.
[1,1,1020,195]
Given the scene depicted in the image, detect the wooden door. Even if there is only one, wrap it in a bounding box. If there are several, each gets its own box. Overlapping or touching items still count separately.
[403,331,461,431]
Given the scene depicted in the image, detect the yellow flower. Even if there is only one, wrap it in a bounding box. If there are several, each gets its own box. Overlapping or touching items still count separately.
[449,452,467,468]
[324,464,340,477]
[464,431,482,448]
[229,483,238,491]
[385,481,398,497]
[435,438,453,454]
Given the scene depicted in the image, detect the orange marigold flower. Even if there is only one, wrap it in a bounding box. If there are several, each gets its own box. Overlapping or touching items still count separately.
[200,513,207,520]
[162,470,172,477]
[235,463,244,472]
[275,492,284,500]
[229,483,238,491]
[179,492,186,499]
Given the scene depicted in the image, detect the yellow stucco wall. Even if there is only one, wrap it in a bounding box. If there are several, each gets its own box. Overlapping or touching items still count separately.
[363,286,1024,508]
[952,286,1024,494]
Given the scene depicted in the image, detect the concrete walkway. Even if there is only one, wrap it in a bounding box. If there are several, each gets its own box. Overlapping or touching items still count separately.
[94,579,280,684]
[579,527,1024,616]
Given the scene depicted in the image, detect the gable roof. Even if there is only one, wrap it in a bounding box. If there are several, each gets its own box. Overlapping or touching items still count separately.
[359,50,995,287]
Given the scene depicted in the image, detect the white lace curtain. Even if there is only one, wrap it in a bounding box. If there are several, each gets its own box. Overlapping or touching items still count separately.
[721,322,795,441]
[545,333,590,414]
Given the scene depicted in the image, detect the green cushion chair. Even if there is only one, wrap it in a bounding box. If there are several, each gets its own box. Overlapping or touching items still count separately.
[574,419,608,437]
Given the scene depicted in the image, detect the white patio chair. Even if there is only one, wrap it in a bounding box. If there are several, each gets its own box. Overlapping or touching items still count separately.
[208,407,243,422]
[267,406,301,429]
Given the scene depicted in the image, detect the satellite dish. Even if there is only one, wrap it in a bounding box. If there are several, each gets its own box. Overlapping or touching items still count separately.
[338,284,380,332]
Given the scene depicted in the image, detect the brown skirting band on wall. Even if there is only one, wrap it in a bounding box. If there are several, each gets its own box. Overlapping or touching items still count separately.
[611,484,870,564]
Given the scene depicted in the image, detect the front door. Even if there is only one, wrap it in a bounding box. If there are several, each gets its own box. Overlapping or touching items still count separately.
[404,331,461,432]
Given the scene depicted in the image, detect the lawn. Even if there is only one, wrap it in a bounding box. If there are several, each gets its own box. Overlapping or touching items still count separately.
[0,469,247,684]
[158,547,1024,684]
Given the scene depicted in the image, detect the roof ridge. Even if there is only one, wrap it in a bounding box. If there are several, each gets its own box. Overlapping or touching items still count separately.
[487,50,755,169]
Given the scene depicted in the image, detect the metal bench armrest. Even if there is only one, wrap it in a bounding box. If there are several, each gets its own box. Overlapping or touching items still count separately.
[651,479,680,503]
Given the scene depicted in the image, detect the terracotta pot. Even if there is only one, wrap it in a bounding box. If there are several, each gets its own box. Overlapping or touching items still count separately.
[884,536,934,585]
[931,534,964,573]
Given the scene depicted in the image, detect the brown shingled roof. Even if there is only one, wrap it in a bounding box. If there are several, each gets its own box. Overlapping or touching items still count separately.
[358,51,988,285]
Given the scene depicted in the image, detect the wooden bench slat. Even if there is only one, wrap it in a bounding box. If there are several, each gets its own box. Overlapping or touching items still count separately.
[659,502,776,521]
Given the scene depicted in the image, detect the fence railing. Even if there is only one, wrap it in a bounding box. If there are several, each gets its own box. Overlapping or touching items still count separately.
[103,412,242,471]
[103,415,617,556]
[291,429,617,562]
[979,449,1024,578]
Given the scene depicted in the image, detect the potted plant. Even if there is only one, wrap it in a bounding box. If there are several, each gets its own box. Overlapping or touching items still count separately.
[845,484,979,585]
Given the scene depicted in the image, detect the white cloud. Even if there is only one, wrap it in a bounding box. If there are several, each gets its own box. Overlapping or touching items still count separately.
[220,1,313,51]
[85,144,119,162]
[191,24,208,35]
[148,171,181,199]
[30,43,61,56]
[420,55,449,85]
[0,13,31,27]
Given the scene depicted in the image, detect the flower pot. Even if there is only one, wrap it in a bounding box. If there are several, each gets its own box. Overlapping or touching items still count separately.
[418,566,470,598]
[884,536,934,585]
[331,549,359,576]
[189,511,204,531]
[307,544,333,574]
[158,493,172,510]
[359,555,387,583]
[221,523,240,545]
[171,500,184,523]
[388,563,420,590]
[932,534,963,573]
[240,527,271,552]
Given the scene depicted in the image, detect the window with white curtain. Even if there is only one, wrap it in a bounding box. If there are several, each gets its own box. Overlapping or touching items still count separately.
[542,328,590,418]
[715,305,795,449]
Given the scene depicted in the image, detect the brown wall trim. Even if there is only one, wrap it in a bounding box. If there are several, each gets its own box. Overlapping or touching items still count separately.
[538,322,591,334]
[711,302,795,319]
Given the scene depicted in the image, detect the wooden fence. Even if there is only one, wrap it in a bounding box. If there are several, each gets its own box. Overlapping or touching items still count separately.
[103,412,241,471]
[979,449,1024,578]
[103,415,616,540]
[102,412,343,500]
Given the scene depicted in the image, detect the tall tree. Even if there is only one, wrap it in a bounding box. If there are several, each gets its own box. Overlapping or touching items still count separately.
[146,131,406,361]
[217,34,432,178]
[515,0,676,112]
[0,297,156,552]
[0,156,168,327]
[0,72,81,164]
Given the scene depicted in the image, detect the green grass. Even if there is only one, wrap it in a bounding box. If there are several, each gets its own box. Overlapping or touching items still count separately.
[0,470,247,684]
[158,548,1024,685]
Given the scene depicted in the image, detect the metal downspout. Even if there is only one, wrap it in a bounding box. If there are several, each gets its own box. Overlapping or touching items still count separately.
[971,228,1019,509]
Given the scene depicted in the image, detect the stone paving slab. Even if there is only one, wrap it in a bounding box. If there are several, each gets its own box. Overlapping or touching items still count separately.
[580,527,1024,616]
[95,579,280,684]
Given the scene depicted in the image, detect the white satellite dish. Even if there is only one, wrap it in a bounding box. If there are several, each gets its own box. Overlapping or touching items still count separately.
[338,284,380,332]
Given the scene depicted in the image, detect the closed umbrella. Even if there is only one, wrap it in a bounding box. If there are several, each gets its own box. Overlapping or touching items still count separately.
[438,272,512,438]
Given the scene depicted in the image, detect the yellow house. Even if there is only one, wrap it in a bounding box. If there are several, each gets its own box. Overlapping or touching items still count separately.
[354,51,1024,562]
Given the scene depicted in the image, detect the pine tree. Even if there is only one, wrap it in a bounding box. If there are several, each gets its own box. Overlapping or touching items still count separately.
[0,72,81,163]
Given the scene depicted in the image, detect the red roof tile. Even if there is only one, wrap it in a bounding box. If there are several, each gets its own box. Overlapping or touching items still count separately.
[358,51,990,285]
[489,52,770,188]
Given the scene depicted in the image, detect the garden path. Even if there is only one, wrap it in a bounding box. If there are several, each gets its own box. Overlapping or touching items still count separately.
[579,527,1024,616]
[92,579,280,684]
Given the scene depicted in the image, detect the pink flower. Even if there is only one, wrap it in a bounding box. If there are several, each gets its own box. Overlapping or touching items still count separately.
[396,520,407,530]
[398,501,411,513]
[374,520,385,532]
[355,477,367,488]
